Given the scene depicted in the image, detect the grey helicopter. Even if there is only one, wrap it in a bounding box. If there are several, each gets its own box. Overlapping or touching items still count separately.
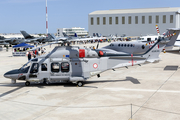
[4,26,180,87]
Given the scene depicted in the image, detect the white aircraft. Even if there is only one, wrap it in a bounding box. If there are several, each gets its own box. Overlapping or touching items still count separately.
[138,25,180,48]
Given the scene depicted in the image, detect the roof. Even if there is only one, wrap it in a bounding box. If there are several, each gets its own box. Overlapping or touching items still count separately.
[13,43,34,48]
[89,7,180,15]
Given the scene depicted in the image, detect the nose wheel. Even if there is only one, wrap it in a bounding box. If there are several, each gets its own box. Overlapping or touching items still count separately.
[77,81,84,87]
[25,81,30,86]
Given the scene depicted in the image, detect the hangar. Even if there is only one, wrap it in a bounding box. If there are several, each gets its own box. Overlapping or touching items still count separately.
[88,7,180,36]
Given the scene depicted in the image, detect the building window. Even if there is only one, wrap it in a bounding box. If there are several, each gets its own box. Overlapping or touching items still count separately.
[115,17,118,24]
[163,15,166,23]
[103,17,106,25]
[128,16,131,24]
[135,16,138,24]
[142,16,145,24]
[122,16,125,24]
[109,17,112,25]
[91,17,93,25]
[156,15,159,23]
[170,15,173,23]
[97,17,100,25]
[149,16,152,24]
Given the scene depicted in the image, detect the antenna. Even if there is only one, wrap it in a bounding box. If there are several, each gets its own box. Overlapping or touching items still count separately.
[46,0,48,34]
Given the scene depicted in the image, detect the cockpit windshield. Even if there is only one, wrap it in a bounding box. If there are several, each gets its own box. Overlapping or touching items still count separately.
[19,61,31,73]
[21,61,31,69]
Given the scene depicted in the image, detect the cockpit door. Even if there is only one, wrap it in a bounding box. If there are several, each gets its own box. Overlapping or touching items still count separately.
[29,63,39,78]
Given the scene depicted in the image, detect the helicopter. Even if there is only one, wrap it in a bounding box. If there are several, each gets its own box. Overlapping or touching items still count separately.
[3,26,180,87]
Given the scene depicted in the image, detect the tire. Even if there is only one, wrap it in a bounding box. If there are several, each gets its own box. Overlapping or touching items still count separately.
[77,81,84,87]
[25,81,30,86]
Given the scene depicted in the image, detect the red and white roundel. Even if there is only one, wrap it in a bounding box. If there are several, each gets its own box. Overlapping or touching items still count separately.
[93,63,98,69]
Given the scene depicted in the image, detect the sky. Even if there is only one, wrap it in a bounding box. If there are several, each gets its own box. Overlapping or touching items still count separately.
[0,0,180,34]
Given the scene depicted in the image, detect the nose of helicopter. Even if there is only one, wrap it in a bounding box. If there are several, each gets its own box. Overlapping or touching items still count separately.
[4,69,20,79]
[4,72,11,78]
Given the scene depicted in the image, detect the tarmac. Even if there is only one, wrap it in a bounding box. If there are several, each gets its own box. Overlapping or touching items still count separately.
[0,42,180,120]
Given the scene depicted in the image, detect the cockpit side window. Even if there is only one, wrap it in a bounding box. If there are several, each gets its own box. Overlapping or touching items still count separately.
[41,63,47,71]
[61,62,69,72]
[30,63,39,73]
[51,63,60,72]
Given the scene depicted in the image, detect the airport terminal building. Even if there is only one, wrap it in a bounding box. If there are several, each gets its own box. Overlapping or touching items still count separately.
[88,7,180,36]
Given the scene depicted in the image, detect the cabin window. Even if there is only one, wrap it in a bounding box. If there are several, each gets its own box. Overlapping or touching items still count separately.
[155,38,157,40]
[147,38,151,41]
[127,44,129,47]
[61,62,69,72]
[30,63,39,73]
[41,63,47,71]
[130,44,133,47]
[124,44,126,47]
[121,44,123,47]
[51,63,60,72]
[118,44,120,46]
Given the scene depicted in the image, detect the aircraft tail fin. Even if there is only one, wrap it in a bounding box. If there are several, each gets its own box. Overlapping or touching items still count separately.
[74,33,78,37]
[164,28,180,50]
[47,33,55,39]
[20,31,34,39]
[142,39,167,63]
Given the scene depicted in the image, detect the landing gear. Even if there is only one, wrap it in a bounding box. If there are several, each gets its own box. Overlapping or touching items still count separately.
[77,81,84,87]
[11,79,16,84]
[25,81,30,86]
[43,78,49,85]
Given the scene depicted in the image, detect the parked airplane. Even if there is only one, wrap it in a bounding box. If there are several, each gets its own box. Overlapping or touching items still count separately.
[20,31,47,43]
[138,26,180,49]
[97,27,180,54]
[0,35,37,46]
[4,29,173,87]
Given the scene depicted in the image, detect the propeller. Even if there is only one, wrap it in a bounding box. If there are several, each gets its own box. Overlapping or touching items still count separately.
[155,25,177,53]
[156,25,160,37]
[156,25,176,38]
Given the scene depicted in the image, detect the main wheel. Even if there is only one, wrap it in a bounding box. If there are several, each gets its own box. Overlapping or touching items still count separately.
[43,78,49,85]
[25,81,30,86]
[77,81,84,87]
